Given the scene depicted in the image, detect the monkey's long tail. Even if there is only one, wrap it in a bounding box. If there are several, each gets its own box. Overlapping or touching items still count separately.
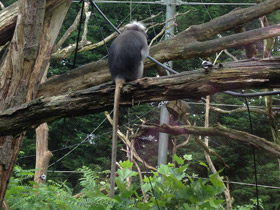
[110,79,124,198]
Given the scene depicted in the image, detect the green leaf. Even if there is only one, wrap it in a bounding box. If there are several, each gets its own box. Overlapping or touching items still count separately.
[158,164,170,176]
[88,204,106,210]
[209,199,224,208]
[209,174,224,188]
[199,162,209,170]
[119,160,133,169]
[183,154,192,161]
[173,154,184,165]
[117,168,138,182]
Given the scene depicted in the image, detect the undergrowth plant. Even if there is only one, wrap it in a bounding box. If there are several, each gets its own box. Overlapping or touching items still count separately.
[4,155,261,209]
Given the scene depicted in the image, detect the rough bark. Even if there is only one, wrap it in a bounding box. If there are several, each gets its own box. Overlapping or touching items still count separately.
[37,24,280,98]
[141,123,280,158]
[1,57,280,136]
[0,2,17,46]
[1,0,279,99]
[0,0,46,205]
[34,123,53,184]
[0,0,71,206]
[34,72,52,185]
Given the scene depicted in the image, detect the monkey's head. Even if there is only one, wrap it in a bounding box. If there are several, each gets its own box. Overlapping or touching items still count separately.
[124,21,146,36]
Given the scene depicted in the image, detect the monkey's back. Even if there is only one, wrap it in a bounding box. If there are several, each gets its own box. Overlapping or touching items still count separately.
[108,30,148,82]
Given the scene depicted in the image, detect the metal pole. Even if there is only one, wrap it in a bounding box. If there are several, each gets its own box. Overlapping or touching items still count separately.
[157,0,176,167]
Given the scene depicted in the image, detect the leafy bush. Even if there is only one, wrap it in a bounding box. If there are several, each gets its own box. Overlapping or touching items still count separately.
[5,156,261,210]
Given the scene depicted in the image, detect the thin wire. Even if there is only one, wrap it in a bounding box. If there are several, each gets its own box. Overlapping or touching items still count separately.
[198,2,260,208]
[147,2,158,41]
[91,0,280,97]
[224,90,280,97]
[134,132,161,210]
[20,169,278,189]
[242,90,260,210]
[90,0,121,33]
[48,111,112,169]
[46,105,158,168]
[117,3,140,28]
[74,1,257,6]
[92,6,109,53]
[47,0,86,170]
[19,106,158,160]
[130,0,132,22]
[90,0,179,75]
[201,0,212,20]
[73,0,85,68]
[91,0,280,99]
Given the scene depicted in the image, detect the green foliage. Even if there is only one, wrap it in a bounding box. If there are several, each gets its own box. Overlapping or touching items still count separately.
[5,166,116,210]
[12,1,280,209]
[6,157,232,210]
[233,199,264,210]
[2,0,16,7]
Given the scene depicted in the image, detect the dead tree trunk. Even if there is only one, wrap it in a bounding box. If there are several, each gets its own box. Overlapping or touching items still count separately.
[0,0,71,206]
[34,124,53,184]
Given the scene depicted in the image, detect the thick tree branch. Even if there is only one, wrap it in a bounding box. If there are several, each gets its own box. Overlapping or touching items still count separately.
[210,106,267,116]
[0,2,18,46]
[0,0,72,206]
[177,0,280,41]
[2,0,279,99]
[38,22,280,98]
[148,24,280,64]
[2,58,280,136]
[141,123,280,158]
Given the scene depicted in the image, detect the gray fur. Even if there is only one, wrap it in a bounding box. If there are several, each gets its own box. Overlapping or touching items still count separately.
[108,21,149,82]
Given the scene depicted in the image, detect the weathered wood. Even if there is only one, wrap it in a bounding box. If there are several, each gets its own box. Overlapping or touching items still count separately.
[0,0,72,206]
[0,2,17,46]
[0,0,76,47]
[14,0,277,98]
[141,123,280,158]
[1,58,280,136]
[51,0,280,61]
[148,24,280,65]
[34,123,53,185]
[37,24,280,98]
[37,59,109,97]
[0,0,47,205]
[176,0,280,41]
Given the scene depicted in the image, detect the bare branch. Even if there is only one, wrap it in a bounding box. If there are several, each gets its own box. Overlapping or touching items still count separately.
[0,2,4,10]
[141,123,280,158]
[210,106,267,115]
[105,112,157,171]
[149,23,174,47]
[53,8,82,52]
[194,136,229,168]
[175,135,191,150]
[80,2,91,45]
[224,49,238,61]
[141,11,162,24]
